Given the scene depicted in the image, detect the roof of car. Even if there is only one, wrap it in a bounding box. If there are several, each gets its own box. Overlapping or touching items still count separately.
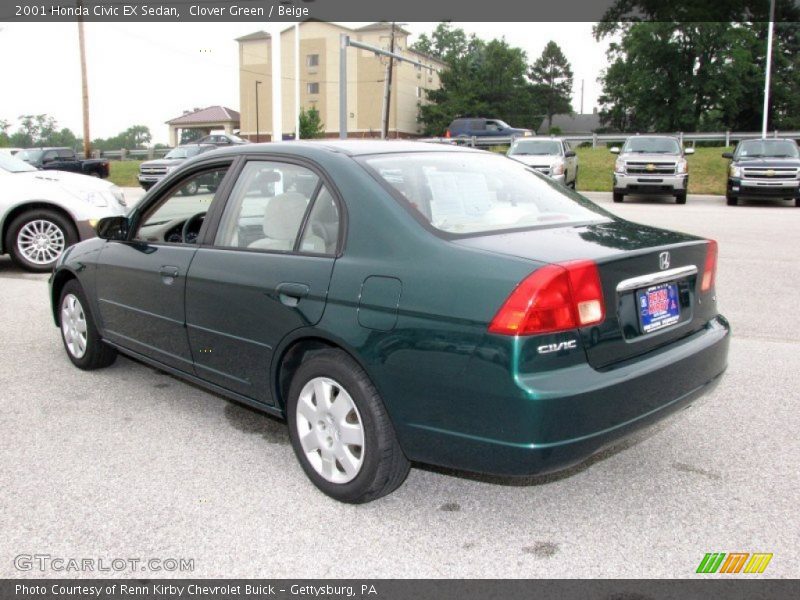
[206,140,481,157]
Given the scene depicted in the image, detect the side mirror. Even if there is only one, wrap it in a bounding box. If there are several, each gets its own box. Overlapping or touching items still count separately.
[684,147,695,155]
[609,147,620,154]
[565,150,576,158]
[95,216,129,241]
[722,152,734,159]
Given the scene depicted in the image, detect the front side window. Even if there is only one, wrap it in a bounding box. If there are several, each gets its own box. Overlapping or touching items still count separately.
[134,166,230,244]
[214,161,335,254]
[362,152,608,236]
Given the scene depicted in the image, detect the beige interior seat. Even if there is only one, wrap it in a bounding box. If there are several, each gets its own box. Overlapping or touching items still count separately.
[248,192,324,252]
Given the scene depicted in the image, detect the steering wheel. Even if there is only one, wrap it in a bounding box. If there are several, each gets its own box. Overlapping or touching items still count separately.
[181,211,207,244]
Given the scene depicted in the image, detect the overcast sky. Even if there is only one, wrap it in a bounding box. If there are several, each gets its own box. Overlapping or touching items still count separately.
[0,22,611,145]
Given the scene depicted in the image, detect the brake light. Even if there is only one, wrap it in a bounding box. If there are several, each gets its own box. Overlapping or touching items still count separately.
[445,130,451,138]
[701,240,718,292]
[489,260,605,336]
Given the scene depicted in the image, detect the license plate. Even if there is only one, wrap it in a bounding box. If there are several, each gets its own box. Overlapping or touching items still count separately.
[637,282,680,334]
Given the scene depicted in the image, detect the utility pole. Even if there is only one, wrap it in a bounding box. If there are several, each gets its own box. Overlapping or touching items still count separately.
[76,0,91,157]
[381,22,396,139]
[255,80,262,142]
[580,79,584,114]
[295,23,300,140]
[271,25,283,142]
[761,0,776,138]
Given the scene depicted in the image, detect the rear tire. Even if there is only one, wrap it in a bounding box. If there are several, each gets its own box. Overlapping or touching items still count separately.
[181,180,199,196]
[727,194,738,206]
[795,198,800,207]
[286,349,410,503]
[8,209,77,272]
[676,192,687,204]
[613,192,624,203]
[58,280,117,370]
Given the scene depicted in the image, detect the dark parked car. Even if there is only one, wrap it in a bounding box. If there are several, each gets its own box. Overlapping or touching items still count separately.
[138,143,218,191]
[446,118,533,139]
[50,141,729,503]
[723,138,800,206]
[196,133,250,146]
[17,147,110,178]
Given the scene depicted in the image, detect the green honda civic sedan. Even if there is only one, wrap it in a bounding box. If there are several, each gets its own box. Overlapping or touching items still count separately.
[49,141,729,503]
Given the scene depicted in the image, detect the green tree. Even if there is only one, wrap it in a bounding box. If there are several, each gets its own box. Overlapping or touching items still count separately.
[0,119,10,147]
[529,41,574,132]
[594,2,800,132]
[7,114,78,148]
[299,107,325,139]
[415,25,539,135]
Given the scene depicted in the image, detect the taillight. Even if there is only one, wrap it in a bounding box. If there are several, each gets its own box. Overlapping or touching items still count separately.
[445,130,451,138]
[488,260,605,336]
[701,240,718,292]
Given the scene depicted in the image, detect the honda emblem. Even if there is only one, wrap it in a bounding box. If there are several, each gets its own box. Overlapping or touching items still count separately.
[659,251,670,270]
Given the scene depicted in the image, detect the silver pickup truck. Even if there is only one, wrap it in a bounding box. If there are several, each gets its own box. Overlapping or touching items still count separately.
[611,136,693,204]
[506,137,578,188]
[138,143,217,191]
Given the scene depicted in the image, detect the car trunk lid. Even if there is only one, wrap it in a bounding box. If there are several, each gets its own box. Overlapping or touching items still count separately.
[453,219,716,369]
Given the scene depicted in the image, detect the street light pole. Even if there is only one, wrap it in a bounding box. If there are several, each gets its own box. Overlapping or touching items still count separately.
[255,80,262,143]
[761,0,776,138]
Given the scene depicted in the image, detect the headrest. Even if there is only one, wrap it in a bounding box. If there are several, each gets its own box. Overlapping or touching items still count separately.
[263,192,308,240]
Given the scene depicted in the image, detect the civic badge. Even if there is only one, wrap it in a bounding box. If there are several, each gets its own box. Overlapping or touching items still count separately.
[659,251,670,270]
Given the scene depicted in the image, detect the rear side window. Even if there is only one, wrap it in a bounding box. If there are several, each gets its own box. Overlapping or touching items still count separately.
[214,161,335,254]
[57,149,74,158]
[362,152,608,236]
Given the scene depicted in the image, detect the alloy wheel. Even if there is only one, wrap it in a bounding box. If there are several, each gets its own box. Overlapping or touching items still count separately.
[295,377,365,484]
[17,219,65,265]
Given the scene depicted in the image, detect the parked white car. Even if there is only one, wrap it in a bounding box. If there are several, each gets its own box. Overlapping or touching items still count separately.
[506,137,578,188]
[0,153,127,272]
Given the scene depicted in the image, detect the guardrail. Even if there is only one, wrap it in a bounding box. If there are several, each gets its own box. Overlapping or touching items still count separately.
[421,130,800,148]
[76,147,174,160]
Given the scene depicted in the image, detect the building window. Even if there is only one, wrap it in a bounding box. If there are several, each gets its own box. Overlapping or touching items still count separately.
[416,86,422,99]
[307,82,319,94]
[306,54,319,67]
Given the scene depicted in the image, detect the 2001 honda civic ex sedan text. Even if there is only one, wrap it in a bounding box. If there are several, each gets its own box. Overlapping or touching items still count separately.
[49,141,729,503]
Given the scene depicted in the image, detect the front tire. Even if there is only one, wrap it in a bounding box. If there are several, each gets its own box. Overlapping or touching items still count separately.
[181,180,199,196]
[727,194,738,206]
[676,191,687,204]
[286,349,410,503]
[59,280,117,370]
[613,191,624,203]
[8,209,77,272]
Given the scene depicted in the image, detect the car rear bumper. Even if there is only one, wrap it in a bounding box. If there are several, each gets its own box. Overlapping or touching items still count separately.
[614,173,687,194]
[728,178,800,198]
[402,315,729,476]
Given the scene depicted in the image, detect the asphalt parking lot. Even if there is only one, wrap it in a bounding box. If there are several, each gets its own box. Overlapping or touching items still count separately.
[1,190,798,578]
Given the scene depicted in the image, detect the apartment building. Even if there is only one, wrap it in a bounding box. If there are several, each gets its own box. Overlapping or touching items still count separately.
[236,22,445,140]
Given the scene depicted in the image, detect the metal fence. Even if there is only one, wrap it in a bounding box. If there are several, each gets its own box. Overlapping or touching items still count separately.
[76,129,800,160]
[422,130,800,149]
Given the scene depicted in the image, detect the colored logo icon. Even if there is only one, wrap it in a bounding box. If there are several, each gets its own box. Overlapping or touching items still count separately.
[696,552,773,574]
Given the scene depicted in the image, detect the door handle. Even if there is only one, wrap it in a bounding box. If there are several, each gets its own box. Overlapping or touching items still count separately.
[276,282,310,307]
[160,266,180,285]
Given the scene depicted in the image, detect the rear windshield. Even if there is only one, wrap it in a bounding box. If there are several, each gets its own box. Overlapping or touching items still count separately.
[508,140,562,156]
[735,140,799,159]
[623,138,680,154]
[361,152,608,236]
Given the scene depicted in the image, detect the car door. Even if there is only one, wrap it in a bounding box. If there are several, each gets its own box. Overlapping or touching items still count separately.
[57,149,81,172]
[185,158,342,404]
[94,162,235,372]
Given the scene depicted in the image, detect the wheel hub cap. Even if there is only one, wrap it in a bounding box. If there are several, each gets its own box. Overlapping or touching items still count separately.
[61,294,88,359]
[295,377,365,484]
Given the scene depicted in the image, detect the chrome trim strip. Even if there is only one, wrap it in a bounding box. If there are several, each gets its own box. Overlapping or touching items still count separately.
[616,265,698,293]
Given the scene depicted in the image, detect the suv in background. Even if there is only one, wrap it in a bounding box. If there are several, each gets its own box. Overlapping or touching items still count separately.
[507,137,578,188]
[138,143,217,191]
[610,136,693,204]
[196,133,250,146]
[723,138,800,207]
[446,118,533,139]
